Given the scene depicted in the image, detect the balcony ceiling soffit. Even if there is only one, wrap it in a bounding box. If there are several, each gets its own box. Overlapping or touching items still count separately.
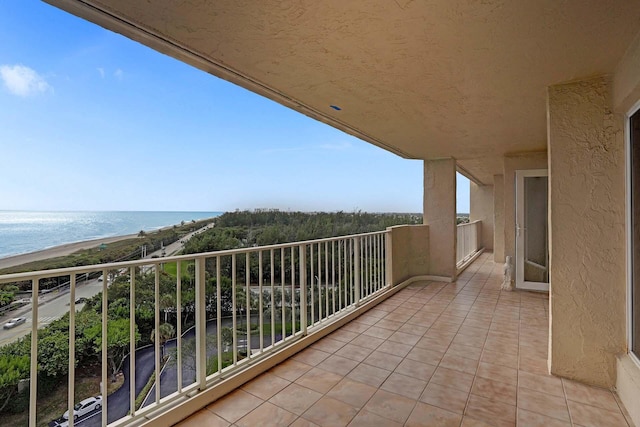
[47,0,640,183]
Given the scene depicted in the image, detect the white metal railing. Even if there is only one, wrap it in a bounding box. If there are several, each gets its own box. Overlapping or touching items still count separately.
[0,230,389,427]
[456,220,482,266]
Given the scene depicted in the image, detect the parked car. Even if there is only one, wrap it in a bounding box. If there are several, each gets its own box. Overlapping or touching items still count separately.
[3,317,26,329]
[48,417,69,427]
[75,297,87,304]
[63,395,102,420]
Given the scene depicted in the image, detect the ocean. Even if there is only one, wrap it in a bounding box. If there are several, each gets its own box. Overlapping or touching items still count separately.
[0,211,222,259]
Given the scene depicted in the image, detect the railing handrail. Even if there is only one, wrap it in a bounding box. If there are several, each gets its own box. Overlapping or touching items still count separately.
[457,220,481,228]
[0,229,389,283]
[4,229,390,427]
[456,220,481,267]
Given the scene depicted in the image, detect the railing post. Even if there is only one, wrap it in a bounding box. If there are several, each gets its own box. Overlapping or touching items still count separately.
[68,275,76,427]
[130,267,137,414]
[154,265,161,403]
[216,257,222,374]
[101,269,108,427]
[195,258,206,390]
[299,244,307,335]
[354,237,361,306]
[384,231,392,287]
[29,278,38,427]
[176,263,182,393]
[232,254,238,365]
[463,226,468,262]
[456,226,461,264]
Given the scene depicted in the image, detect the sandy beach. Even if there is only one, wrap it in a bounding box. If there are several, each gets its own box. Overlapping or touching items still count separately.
[0,234,137,270]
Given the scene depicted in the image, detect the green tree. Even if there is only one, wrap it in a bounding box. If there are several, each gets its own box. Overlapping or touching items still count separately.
[0,354,29,412]
[87,318,140,382]
[159,294,176,323]
[0,285,18,307]
[75,309,101,366]
[38,330,70,377]
[151,323,175,359]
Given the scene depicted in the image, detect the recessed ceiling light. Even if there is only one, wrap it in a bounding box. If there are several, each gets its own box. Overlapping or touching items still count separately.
[330,105,342,111]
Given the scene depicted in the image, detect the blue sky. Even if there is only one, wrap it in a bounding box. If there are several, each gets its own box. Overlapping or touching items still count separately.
[0,0,470,213]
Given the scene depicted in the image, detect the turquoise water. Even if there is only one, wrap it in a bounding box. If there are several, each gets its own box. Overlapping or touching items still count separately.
[0,211,222,259]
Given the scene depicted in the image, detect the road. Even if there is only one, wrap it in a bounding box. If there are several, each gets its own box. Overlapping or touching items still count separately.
[0,278,102,347]
[142,315,276,408]
[75,345,156,427]
[144,223,214,259]
[0,222,213,347]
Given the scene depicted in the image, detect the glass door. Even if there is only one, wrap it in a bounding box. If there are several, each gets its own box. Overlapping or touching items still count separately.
[516,169,549,291]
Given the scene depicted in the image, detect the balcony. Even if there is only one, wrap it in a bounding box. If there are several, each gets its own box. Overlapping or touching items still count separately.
[177,252,634,427]
[0,226,633,427]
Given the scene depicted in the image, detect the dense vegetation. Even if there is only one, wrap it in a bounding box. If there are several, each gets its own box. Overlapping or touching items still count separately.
[0,210,421,419]
[183,209,422,253]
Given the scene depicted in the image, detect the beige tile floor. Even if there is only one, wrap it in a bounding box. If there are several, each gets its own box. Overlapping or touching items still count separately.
[176,253,634,427]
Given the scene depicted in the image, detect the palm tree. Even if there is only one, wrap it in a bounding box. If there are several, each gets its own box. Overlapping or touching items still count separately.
[151,323,175,359]
[159,294,176,323]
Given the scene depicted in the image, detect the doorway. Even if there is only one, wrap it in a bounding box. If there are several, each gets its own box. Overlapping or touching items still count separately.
[515,169,549,291]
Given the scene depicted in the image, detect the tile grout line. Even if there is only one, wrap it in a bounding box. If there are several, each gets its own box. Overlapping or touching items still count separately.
[460,254,503,425]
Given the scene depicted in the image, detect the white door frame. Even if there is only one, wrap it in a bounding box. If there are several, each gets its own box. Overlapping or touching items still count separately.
[515,169,549,291]
[626,100,640,365]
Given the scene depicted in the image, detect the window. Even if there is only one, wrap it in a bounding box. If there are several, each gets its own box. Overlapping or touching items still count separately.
[630,109,640,357]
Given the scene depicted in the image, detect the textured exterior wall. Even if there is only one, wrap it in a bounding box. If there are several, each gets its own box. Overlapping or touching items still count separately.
[387,225,430,285]
[548,76,626,387]
[503,152,548,263]
[470,182,494,251]
[493,174,505,263]
[424,159,457,279]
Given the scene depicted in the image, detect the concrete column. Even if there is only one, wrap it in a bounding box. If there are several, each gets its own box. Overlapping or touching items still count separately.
[423,159,457,279]
[470,182,494,251]
[548,76,625,387]
[386,224,430,286]
[493,174,505,263]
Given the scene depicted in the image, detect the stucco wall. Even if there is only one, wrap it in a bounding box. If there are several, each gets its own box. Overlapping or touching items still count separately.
[503,152,548,263]
[548,76,626,388]
[423,159,457,279]
[387,224,430,286]
[470,182,494,251]
[493,174,505,263]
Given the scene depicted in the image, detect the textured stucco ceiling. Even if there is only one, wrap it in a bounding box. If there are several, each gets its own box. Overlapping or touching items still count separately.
[46,0,640,183]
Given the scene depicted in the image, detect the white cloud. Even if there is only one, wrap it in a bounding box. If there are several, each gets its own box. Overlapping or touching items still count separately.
[114,68,124,80]
[0,64,52,97]
[97,67,105,78]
